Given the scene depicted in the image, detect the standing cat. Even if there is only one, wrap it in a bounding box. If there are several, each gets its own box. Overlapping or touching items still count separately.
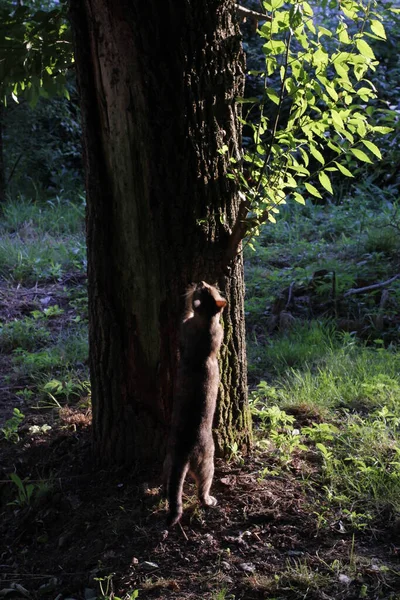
[163,281,227,527]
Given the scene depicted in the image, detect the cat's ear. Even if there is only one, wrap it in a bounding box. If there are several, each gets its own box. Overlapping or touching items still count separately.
[215,299,227,309]
[193,299,201,308]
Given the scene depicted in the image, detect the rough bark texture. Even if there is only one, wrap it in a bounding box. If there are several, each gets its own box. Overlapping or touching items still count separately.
[69,0,251,468]
[0,106,5,203]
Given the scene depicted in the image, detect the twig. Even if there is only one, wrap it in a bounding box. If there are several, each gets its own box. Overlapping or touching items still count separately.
[235,4,271,22]
[178,521,189,541]
[285,282,295,309]
[6,153,23,186]
[343,274,400,297]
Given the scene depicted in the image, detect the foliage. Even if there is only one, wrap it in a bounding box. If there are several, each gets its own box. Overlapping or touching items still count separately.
[251,339,400,520]
[0,194,86,284]
[4,92,82,197]
[41,377,90,406]
[0,316,50,352]
[232,0,396,238]
[8,472,52,507]
[8,472,35,507]
[0,1,74,104]
[1,407,24,442]
[95,574,139,600]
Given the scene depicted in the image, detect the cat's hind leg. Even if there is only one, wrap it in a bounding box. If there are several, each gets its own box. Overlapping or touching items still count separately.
[194,453,217,507]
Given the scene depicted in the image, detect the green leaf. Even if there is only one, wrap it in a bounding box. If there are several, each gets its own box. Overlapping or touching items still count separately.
[331,110,344,129]
[370,20,386,40]
[266,88,280,105]
[334,162,354,177]
[355,39,375,60]
[304,182,322,199]
[372,126,394,135]
[318,171,333,194]
[350,148,373,164]
[264,0,284,9]
[361,140,382,159]
[299,147,309,167]
[309,145,325,165]
[293,192,305,205]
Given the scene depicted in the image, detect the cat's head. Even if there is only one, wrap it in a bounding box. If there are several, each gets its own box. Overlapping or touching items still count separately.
[191,281,227,316]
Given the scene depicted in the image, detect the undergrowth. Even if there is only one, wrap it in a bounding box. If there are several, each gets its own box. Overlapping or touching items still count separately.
[246,183,400,534]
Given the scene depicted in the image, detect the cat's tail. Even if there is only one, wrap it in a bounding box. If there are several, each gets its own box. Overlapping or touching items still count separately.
[166,457,189,527]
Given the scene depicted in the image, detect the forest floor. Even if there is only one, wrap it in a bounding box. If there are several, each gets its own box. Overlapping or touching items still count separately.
[1,192,400,599]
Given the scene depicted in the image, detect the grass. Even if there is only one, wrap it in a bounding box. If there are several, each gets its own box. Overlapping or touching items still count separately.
[0,195,86,284]
[0,192,89,428]
[246,185,400,534]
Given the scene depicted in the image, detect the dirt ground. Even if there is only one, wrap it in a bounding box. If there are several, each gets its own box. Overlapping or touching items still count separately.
[1,282,400,600]
[1,409,400,600]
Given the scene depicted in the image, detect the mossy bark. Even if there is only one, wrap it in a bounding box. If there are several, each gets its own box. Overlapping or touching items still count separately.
[69,0,252,468]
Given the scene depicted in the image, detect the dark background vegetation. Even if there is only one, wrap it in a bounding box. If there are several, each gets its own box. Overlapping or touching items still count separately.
[1,1,400,599]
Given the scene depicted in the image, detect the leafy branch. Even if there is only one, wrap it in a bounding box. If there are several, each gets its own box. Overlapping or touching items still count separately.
[223,0,395,266]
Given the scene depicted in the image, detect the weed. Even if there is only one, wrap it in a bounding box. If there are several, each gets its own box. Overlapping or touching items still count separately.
[226,441,244,465]
[31,305,64,320]
[12,324,88,378]
[281,558,332,592]
[40,377,90,406]
[250,399,307,467]
[8,473,53,509]
[95,573,139,600]
[1,408,24,442]
[0,317,50,352]
[210,589,235,600]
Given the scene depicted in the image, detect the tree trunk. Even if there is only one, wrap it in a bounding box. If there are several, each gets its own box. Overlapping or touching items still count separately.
[0,105,5,203]
[69,0,252,468]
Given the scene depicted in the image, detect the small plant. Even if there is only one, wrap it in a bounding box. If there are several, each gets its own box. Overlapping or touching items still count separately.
[8,473,53,508]
[16,388,34,401]
[0,317,50,352]
[250,397,307,467]
[1,407,24,442]
[31,304,65,320]
[8,473,35,507]
[95,573,139,600]
[210,588,235,600]
[41,377,88,405]
[227,441,244,465]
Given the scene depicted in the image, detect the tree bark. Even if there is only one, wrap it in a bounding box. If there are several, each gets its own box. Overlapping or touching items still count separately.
[0,105,5,203]
[69,0,252,468]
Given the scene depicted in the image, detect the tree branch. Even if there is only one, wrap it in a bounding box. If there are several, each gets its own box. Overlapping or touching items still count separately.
[235,4,272,22]
[222,198,270,273]
[343,274,400,297]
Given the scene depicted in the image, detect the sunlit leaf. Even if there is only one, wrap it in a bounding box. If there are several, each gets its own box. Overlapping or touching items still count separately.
[309,145,325,165]
[293,192,305,205]
[350,148,373,163]
[334,162,354,177]
[304,182,322,198]
[266,88,280,105]
[370,20,386,40]
[355,39,375,60]
[318,171,333,194]
[361,140,382,159]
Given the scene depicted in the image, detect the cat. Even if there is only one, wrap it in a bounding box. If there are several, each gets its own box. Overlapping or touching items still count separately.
[163,281,227,527]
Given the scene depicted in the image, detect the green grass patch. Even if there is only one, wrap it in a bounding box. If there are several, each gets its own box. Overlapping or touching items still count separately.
[251,340,400,522]
[0,317,51,352]
[0,195,86,284]
[11,323,88,378]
